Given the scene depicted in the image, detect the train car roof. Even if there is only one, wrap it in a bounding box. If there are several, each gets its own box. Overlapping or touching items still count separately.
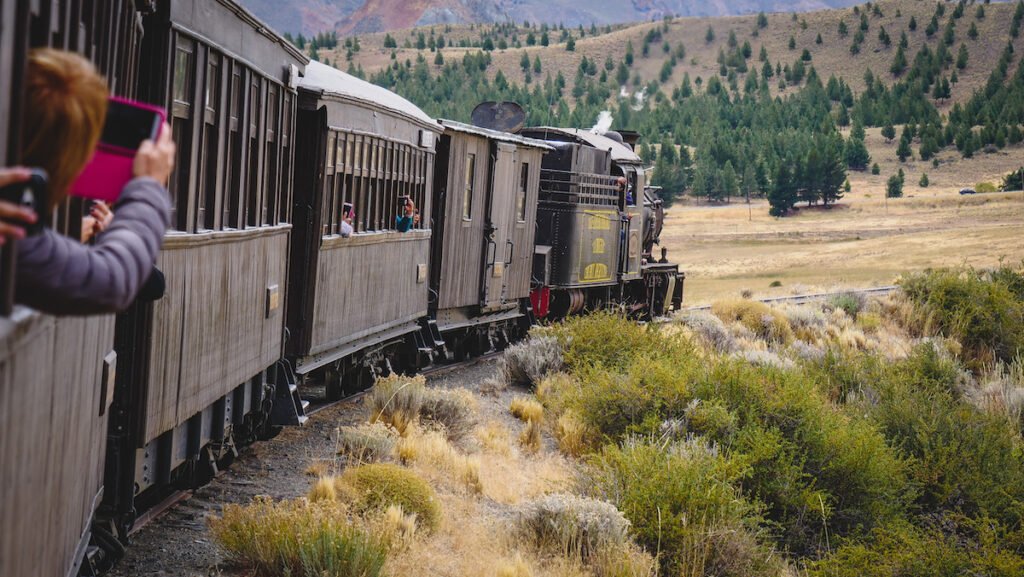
[168,0,308,66]
[439,120,554,151]
[522,127,642,164]
[300,61,439,131]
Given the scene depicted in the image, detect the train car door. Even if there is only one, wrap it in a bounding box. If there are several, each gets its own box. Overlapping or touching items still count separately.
[481,142,517,310]
[620,166,643,280]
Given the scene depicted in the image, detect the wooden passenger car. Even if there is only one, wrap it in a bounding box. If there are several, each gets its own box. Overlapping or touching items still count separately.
[104,0,307,521]
[0,2,144,576]
[288,62,441,398]
[429,121,550,353]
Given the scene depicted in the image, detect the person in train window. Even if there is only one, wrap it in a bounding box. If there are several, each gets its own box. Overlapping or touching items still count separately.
[396,195,419,232]
[13,48,175,315]
[340,202,354,237]
[616,176,634,206]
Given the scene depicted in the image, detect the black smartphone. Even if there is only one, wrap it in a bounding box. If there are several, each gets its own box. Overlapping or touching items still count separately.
[0,169,48,236]
[342,202,353,216]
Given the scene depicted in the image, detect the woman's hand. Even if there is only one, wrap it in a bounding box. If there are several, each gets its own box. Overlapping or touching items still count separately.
[90,201,113,232]
[0,167,38,245]
[133,122,176,186]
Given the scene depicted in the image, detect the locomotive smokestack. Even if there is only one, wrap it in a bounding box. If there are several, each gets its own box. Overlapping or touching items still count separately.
[590,111,613,135]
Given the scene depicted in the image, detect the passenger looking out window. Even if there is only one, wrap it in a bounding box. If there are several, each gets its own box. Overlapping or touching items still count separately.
[396,195,419,232]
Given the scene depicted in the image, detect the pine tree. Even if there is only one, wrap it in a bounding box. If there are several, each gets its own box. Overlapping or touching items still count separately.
[534,56,542,74]
[520,51,530,71]
[757,12,768,29]
[705,26,715,44]
[881,122,895,142]
[788,36,796,50]
[816,33,823,45]
[871,163,880,175]
[909,16,917,31]
[890,45,907,75]
[886,173,904,197]
[566,36,575,51]
[919,173,930,187]
[956,43,969,69]
[839,20,848,37]
[768,164,797,216]
[896,135,912,162]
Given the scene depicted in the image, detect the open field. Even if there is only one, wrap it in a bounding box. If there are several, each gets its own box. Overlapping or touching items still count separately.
[665,136,1024,305]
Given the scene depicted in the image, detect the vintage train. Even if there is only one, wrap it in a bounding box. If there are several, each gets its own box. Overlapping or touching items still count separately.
[0,2,683,576]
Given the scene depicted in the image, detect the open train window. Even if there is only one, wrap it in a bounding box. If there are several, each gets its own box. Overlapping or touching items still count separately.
[517,162,529,222]
[463,153,475,221]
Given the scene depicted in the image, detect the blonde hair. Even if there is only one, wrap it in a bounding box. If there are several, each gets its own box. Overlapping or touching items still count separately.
[21,48,109,208]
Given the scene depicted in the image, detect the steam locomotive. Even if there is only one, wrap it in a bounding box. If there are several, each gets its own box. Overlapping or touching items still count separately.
[0,2,683,576]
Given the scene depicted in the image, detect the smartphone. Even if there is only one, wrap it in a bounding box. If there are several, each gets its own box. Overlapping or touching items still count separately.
[0,169,48,236]
[342,202,353,217]
[70,97,166,203]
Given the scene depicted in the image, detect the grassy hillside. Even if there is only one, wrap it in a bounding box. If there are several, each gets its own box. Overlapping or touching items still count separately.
[322,0,1022,110]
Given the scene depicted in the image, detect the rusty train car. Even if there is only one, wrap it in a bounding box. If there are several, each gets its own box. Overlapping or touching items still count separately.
[0,2,683,575]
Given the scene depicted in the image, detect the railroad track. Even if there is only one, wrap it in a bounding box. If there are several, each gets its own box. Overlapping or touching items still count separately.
[680,285,900,312]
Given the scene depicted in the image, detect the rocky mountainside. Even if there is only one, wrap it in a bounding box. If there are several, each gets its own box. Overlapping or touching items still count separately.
[240,0,865,36]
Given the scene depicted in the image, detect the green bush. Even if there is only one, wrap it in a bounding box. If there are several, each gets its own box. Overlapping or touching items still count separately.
[693,360,908,551]
[339,464,442,531]
[810,518,1024,577]
[552,312,695,371]
[900,267,1024,369]
[582,437,778,577]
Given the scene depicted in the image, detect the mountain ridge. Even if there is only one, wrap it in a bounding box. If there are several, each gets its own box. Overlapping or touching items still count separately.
[240,0,866,36]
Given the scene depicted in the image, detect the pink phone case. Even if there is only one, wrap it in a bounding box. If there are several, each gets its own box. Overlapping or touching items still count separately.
[70,97,166,203]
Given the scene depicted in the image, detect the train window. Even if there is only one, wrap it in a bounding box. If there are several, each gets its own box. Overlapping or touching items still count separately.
[517,162,529,222]
[169,36,195,231]
[279,91,293,225]
[324,132,336,236]
[463,153,475,221]
[223,64,243,229]
[198,51,221,231]
[263,84,279,226]
[246,77,262,227]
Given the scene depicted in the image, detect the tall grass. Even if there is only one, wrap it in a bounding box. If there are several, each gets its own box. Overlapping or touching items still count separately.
[210,497,389,577]
[900,266,1024,370]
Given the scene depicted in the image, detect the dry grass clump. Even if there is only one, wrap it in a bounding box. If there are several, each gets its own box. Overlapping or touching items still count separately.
[374,504,418,551]
[519,419,543,453]
[554,410,591,457]
[336,421,398,463]
[396,426,483,493]
[678,310,737,353]
[731,349,795,370]
[477,420,513,456]
[305,460,332,477]
[309,475,341,502]
[495,554,535,577]
[502,334,564,387]
[420,387,478,442]
[367,374,426,435]
[337,463,442,532]
[210,496,388,577]
[966,356,1024,432]
[711,299,794,345]
[511,396,545,423]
